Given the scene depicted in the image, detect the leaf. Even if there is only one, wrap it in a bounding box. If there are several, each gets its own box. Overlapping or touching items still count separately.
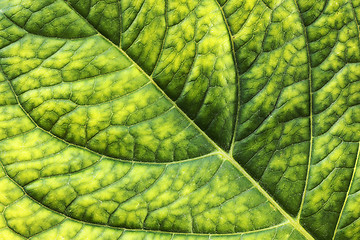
[0,0,359,239]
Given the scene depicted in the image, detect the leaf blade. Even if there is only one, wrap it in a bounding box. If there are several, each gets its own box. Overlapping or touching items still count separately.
[0,0,359,239]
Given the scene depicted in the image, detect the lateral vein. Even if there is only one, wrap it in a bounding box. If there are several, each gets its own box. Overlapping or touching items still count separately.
[293,0,314,221]
[332,142,360,240]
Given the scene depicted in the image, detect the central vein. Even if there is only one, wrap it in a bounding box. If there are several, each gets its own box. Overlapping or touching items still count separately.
[62,1,315,238]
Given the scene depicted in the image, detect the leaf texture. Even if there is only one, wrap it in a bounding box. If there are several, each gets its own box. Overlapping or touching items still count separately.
[0,0,359,239]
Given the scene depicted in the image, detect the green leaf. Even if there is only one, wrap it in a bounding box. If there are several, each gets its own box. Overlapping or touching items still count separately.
[0,0,359,239]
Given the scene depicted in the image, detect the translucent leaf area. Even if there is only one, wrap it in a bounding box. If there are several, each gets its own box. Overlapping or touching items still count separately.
[0,0,359,239]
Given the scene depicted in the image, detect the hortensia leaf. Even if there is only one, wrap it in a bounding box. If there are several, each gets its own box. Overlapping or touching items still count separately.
[0,0,359,239]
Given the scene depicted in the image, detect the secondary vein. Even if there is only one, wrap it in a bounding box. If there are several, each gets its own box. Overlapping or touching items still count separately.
[332,142,360,240]
[293,0,314,221]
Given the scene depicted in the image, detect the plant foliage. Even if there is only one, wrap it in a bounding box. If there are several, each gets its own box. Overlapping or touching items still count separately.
[0,0,359,239]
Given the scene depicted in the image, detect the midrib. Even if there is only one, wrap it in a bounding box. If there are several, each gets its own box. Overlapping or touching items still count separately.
[62,0,315,238]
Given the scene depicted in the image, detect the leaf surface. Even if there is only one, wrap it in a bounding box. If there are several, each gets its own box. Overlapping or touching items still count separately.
[0,0,359,239]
